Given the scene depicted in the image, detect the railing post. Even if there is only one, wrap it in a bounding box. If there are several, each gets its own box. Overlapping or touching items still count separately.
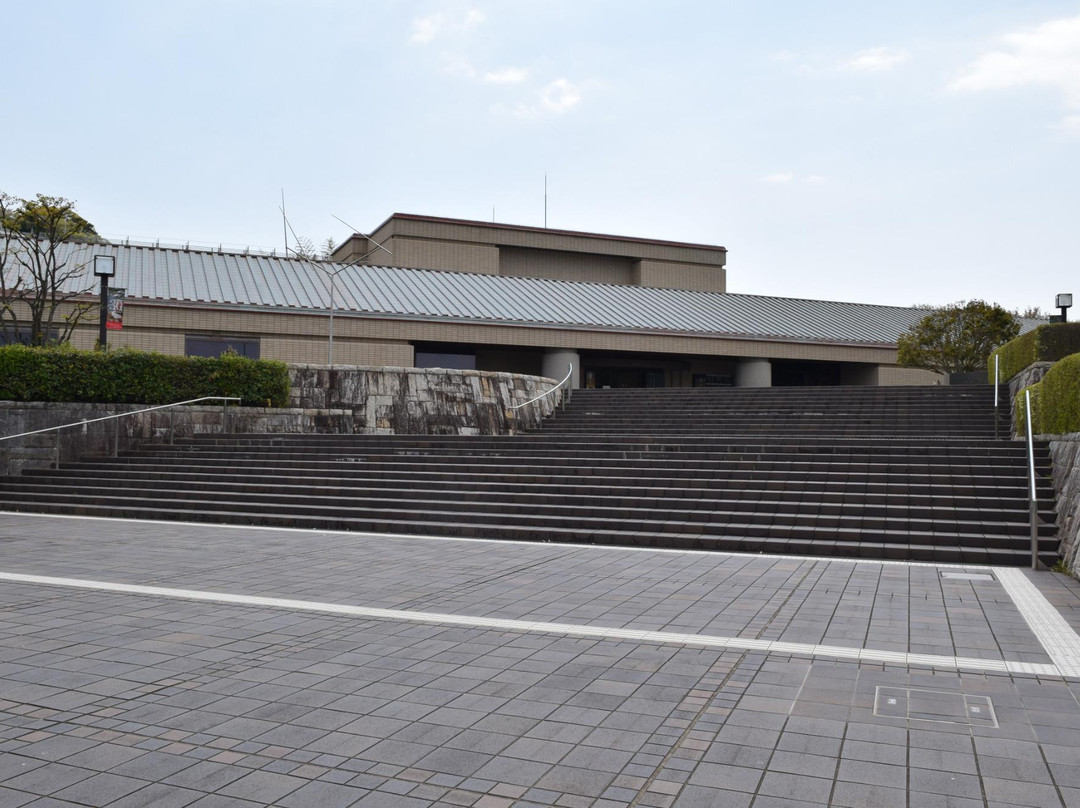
[113,417,119,457]
[53,430,60,469]
[169,408,175,444]
[1025,389,1040,570]
[994,354,1000,440]
[221,400,227,435]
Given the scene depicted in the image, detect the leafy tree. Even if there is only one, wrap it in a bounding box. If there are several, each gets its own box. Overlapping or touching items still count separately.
[7,195,100,241]
[0,192,99,346]
[897,300,1020,374]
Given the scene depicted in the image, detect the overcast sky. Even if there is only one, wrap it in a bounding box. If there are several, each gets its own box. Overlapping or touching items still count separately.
[3,1,1078,312]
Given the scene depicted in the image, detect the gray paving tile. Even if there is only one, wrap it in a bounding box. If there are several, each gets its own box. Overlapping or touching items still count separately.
[100,783,202,808]
[50,772,148,806]
[671,785,753,807]
[2,516,1080,808]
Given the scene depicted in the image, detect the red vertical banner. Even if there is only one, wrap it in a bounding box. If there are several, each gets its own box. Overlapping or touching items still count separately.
[106,288,125,330]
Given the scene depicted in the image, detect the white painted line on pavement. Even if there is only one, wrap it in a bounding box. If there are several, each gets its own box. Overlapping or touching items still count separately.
[994,567,1080,679]
[0,569,1064,677]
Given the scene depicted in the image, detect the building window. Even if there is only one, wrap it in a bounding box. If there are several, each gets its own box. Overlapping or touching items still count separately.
[0,327,59,346]
[415,351,476,370]
[185,335,260,359]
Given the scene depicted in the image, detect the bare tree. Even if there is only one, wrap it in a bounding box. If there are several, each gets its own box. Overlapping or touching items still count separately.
[0,193,97,345]
[289,235,337,262]
[0,193,21,344]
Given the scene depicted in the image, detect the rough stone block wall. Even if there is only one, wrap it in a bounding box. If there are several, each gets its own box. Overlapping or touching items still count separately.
[0,402,357,476]
[287,365,560,435]
[1009,362,1055,436]
[1046,434,1080,574]
[1,367,562,474]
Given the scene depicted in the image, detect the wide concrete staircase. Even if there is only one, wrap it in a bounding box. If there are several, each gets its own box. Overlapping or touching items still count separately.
[0,385,1058,565]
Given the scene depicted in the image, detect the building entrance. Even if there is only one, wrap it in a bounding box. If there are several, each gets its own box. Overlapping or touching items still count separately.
[585,367,666,388]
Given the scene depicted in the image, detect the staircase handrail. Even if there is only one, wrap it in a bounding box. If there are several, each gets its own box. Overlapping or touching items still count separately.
[1,396,242,473]
[0,397,242,443]
[509,363,573,411]
[1024,389,1043,570]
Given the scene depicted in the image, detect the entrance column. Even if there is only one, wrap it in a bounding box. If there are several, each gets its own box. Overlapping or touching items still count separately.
[735,358,772,387]
[543,349,581,388]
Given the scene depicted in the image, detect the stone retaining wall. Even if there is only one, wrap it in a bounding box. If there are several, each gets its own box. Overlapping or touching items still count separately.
[1044,432,1080,574]
[288,365,560,435]
[0,367,562,475]
[0,402,355,476]
[1008,362,1055,435]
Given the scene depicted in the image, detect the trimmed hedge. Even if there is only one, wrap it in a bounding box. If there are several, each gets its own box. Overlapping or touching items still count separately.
[989,322,1080,383]
[0,345,289,407]
[1015,352,1080,435]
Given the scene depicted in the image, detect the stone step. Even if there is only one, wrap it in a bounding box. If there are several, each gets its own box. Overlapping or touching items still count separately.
[28,464,1046,500]
[0,498,1055,566]
[0,476,1051,526]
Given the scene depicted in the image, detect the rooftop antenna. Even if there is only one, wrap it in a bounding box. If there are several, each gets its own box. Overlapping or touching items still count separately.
[544,173,547,228]
[280,189,288,257]
[330,214,392,263]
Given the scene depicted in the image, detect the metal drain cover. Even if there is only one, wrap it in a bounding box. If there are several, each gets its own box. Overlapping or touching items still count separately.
[941,572,995,582]
[874,686,997,727]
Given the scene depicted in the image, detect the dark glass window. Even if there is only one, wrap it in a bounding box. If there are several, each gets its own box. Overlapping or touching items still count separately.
[415,351,476,370]
[185,335,260,359]
[0,326,59,345]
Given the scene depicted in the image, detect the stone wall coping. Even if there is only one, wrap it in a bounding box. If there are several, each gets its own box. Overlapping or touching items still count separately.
[1040,432,1080,443]
[288,363,558,384]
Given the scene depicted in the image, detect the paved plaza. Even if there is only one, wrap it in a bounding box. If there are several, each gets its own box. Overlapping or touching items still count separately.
[1,513,1079,807]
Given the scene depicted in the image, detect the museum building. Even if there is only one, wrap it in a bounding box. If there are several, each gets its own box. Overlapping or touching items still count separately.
[7,213,985,387]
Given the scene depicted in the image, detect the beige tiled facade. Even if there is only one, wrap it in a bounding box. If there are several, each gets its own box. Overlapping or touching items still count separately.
[334,213,728,293]
[47,298,942,387]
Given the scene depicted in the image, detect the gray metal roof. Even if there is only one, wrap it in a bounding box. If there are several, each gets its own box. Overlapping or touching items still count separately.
[2,241,1043,346]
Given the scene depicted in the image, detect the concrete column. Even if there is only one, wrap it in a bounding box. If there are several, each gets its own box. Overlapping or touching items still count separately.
[542,349,581,388]
[735,358,772,388]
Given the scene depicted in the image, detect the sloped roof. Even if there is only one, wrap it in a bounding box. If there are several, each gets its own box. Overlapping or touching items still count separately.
[1,241,1042,346]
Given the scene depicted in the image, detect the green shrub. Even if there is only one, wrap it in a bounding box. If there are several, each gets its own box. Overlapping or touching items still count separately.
[1039,353,1080,434]
[1014,353,1080,435]
[990,322,1080,382]
[0,345,289,407]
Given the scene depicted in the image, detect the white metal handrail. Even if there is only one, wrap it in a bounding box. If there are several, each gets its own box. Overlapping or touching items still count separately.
[994,354,1000,440]
[510,363,573,411]
[1,396,241,472]
[1025,389,1041,570]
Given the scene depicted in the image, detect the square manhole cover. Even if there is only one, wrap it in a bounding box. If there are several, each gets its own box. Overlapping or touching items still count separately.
[941,572,996,582]
[874,687,997,728]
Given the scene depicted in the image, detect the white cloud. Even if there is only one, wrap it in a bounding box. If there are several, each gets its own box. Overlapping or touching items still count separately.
[760,173,827,185]
[1057,114,1080,136]
[949,14,1080,110]
[410,14,442,44]
[514,78,583,118]
[410,8,485,45]
[484,67,528,85]
[843,46,911,72]
[540,79,581,113]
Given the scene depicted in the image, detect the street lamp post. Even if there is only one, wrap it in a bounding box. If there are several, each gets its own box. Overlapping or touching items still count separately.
[1056,293,1073,323]
[308,242,391,368]
[93,255,115,349]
